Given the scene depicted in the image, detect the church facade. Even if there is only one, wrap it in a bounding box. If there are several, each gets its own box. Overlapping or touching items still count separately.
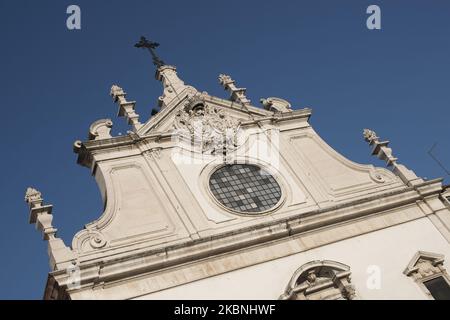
[25,41,450,300]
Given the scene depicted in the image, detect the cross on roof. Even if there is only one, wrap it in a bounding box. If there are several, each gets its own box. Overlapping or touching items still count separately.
[134,36,165,68]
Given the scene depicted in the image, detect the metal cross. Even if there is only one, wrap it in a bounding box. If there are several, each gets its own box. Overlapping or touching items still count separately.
[134,36,165,68]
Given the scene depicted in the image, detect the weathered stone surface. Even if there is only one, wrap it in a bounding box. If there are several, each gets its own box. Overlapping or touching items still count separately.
[28,58,450,300]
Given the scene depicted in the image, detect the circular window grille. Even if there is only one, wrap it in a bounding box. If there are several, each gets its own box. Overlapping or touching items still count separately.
[209,164,282,214]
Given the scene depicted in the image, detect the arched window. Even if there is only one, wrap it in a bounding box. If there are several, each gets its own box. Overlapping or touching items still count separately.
[279,260,356,300]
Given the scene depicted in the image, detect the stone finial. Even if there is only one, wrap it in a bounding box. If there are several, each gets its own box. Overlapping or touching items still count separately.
[218,74,251,106]
[110,84,142,132]
[25,187,76,270]
[363,129,423,186]
[260,97,292,113]
[403,251,446,280]
[173,94,242,157]
[25,187,43,207]
[110,85,125,102]
[156,65,194,110]
[218,74,233,86]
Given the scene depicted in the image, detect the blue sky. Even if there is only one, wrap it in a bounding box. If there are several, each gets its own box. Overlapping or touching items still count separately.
[0,0,449,299]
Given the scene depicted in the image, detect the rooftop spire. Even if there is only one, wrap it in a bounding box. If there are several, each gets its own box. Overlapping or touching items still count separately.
[134,36,165,68]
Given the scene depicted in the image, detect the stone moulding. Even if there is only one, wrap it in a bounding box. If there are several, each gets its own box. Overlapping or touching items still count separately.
[403,251,446,278]
[136,90,285,136]
[288,130,402,200]
[173,97,242,155]
[279,260,356,300]
[72,108,313,171]
[32,55,450,300]
[45,178,443,299]
[403,251,450,299]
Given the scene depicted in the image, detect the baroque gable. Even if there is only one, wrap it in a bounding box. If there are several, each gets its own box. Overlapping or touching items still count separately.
[25,46,450,300]
[135,67,273,136]
[137,92,273,136]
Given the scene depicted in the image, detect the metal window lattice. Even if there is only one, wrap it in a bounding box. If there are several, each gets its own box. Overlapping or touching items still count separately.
[209,164,281,213]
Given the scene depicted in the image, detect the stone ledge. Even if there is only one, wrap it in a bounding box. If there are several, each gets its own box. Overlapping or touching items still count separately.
[46,179,443,299]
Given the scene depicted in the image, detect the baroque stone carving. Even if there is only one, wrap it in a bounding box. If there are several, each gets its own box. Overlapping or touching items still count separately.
[260,97,292,113]
[110,84,125,101]
[173,95,241,155]
[218,74,250,106]
[25,187,42,204]
[144,148,162,161]
[363,128,398,166]
[404,251,446,281]
[280,260,356,300]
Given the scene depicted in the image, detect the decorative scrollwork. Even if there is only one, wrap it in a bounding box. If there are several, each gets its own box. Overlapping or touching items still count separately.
[89,232,107,249]
[173,96,241,155]
[144,148,162,161]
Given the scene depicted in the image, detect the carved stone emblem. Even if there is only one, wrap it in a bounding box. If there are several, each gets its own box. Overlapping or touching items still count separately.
[144,148,162,161]
[89,231,107,249]
[260,97,292,113]
[363,128,379,143]
[279,260,356,300]
[173,96,241,155]
[88,119,113,140]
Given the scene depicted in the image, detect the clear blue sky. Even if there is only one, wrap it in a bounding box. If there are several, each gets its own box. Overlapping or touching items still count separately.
[1,0,449,299]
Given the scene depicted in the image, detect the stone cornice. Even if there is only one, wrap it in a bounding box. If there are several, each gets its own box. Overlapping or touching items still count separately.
[46,177,444,298]
[74,108,312,169]
[86,109,311,149]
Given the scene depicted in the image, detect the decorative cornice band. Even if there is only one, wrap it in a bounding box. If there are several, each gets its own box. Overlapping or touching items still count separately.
[48,178,443,297]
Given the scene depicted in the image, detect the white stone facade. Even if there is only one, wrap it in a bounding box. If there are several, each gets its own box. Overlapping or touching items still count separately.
[26,62,450,300]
